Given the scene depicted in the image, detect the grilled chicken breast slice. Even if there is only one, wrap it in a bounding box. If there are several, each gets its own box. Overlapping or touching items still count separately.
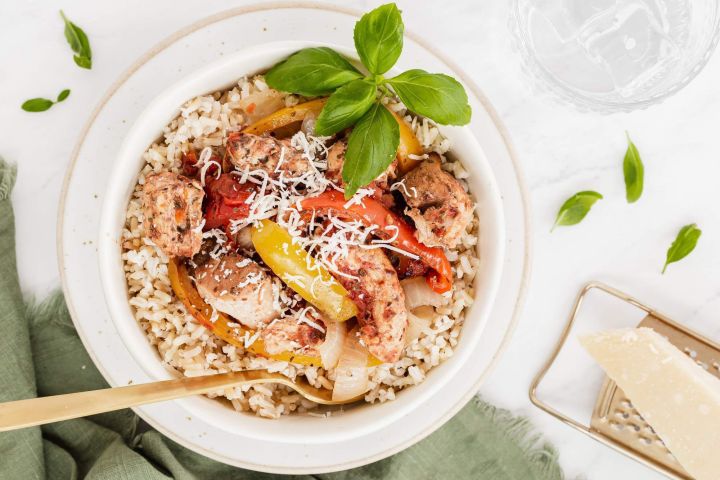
[142,172,204,257]
[193,251,279,329]
[333,246,407,363]
[226,133,311,179]
[261,309,325,356]
[399,155,473,249]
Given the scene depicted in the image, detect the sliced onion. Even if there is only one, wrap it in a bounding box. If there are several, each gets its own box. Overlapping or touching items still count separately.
[238,89,286,123]
[332,329,370,402]
[233,227,253,249]
[301,112,316,135]
[401,277,447,310]
[317,319,347,369]
[405,307,434,345]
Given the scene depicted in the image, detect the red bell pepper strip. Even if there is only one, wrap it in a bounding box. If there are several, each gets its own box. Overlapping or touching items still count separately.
[300,190,453,294]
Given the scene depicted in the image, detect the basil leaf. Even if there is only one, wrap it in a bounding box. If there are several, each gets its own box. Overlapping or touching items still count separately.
[623,132,644,203]
[21,98,55,112]
[265,47,362,96]
[552,191,603,230]
[57,89,71,102]
[662,223,701,274]
[387,69,471,125]
[74,55,92,69]
[342,103,399,198]
[60,11,92,70]
[315,79,377,136]
[353,3,404,75]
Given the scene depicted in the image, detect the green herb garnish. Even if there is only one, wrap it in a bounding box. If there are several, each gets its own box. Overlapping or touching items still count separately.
[662,223,701,274]
[57,89,71,102]
[60,10,92,69]
[265,3,471,197]
[343,103,400,194]
[315,79,377,136]
[552,191,603,231]
[623,132,644,203]
[353,3,404,75]
[388,70,471,125]
[21,89,71,112]
[265,47,362,96]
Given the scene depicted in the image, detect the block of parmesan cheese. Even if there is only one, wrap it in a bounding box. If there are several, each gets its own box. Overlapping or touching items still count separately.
[580,327,720,480]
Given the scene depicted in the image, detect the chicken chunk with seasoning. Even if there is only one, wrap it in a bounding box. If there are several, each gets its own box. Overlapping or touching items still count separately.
[399,155,473,249]
[193,251,279,329]
[142,172,204,257]
[333,246,407,363]
[261,309,325,356]
[325,140,398,192]
[226,132,311,179]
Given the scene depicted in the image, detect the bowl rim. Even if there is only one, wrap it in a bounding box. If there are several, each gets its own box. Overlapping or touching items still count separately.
[56,2,533,472]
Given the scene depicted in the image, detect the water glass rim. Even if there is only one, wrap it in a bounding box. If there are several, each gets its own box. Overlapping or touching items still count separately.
[511,0,720,112]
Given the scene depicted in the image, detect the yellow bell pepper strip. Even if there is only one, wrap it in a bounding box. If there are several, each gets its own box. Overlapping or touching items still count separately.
[301,190,453,294]
[250,219,358,322]
[167,258,322,366]
[388,108,424,176]
[242,98,327,135]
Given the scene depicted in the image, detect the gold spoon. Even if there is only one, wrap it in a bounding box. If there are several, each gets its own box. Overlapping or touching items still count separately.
[0,370,360,432]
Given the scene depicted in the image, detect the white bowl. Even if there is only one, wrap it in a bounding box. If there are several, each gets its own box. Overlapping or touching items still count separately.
[98,41,504,447]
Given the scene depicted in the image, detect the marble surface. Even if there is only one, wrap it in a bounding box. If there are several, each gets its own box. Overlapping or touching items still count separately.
[3,1,720,478]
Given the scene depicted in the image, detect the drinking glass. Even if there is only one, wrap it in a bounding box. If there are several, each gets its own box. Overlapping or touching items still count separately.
[512,0,720,112]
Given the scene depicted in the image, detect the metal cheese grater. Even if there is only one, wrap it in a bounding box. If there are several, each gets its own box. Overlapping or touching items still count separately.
[529,282,720,480]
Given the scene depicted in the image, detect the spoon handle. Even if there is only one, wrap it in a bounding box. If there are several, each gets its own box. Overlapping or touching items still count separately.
[0,370,277,432]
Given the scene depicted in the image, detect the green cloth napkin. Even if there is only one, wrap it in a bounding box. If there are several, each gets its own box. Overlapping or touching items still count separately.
[0,157,563,480]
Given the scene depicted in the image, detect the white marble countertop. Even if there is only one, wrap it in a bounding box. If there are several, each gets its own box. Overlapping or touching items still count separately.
[4,1,720,478]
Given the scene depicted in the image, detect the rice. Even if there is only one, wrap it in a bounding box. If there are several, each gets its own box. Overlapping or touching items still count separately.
[121,75,480,418]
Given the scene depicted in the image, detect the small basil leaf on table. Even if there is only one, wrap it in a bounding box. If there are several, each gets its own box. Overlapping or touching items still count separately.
[623,132,644,203]
[387,69,471,125]
[60,10,92,69]
[342,103,400,198]
[662,223,701,274]
[21,98,55,112]
[265,47,363,96]
[552,191,603,230]
[56,89,71,102]
[74,54,92,69]
[353,3,404,75]
[315,79,377,136]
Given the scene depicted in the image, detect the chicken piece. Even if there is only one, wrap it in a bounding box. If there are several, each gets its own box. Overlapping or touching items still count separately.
[325,140,398,192]
[261,309,325,356]
[142,172,204,257]
[399,155,473,249]
[225,133,311,179]
[193,251,279,329]
[333,246,407,363]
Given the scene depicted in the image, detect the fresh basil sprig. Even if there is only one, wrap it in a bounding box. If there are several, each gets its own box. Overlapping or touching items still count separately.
[662,223,701,273]
[60,10,92,69]
[22,89,71,112]
[315,79,377,135]
[388,70,471,126]
[343,103,400,195]
[265,47,362,96]
[354,3,404,75]
[552,191,603,231]
[623,132,644,203]
[265,2,472,197]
